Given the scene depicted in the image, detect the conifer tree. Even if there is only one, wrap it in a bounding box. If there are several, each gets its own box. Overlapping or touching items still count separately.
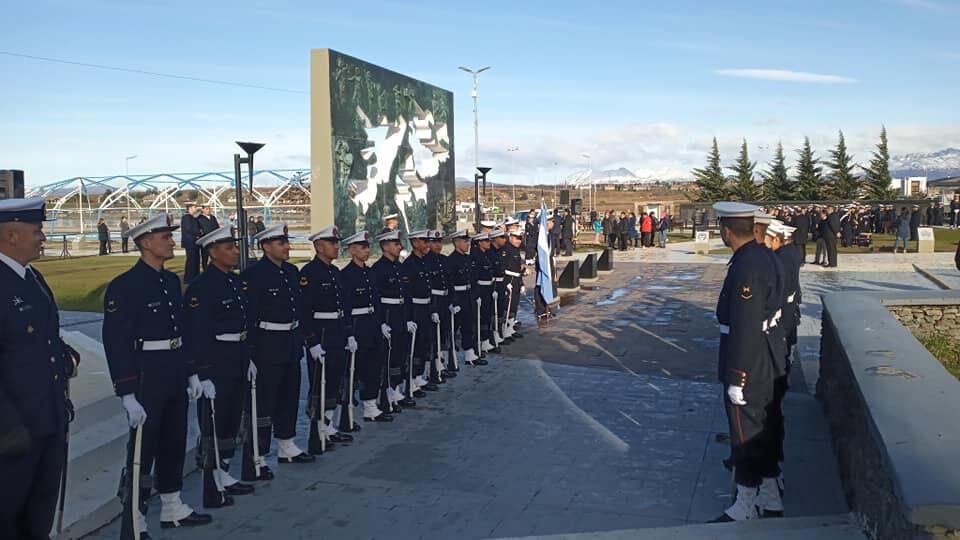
[760,141,793,201]
[728,139,761,201]
[824,130,861,199]
[692,137,727,201]
[795,137,823,201]
[863,126,897,199]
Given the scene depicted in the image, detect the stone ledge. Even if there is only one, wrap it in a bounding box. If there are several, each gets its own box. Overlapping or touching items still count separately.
[819,290,960,539]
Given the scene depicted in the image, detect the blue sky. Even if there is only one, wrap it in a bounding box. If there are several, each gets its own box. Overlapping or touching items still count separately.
[3,0,959,185]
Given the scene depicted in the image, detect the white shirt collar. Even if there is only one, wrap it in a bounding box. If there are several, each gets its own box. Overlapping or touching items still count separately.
[0,251,28,279]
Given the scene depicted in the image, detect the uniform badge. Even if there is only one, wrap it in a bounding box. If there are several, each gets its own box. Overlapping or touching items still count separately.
[740,285,753,300]
[299,276,309,287]
[106,299,119,313]
[189,297,200,308]
[12,296,23,307]
[26,324,34,334]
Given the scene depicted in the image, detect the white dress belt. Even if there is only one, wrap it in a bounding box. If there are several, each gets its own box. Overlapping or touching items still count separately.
[312,311,341,320]
[431,289,448,296]
[505,270,521,277]
[215,331,247,342]
[380,297,404,305]
[141,337,183,351]
[476,280,493,286]
[351,307,375,315]
[453,285,470,291]
[258,320,299,331]
[411,297,431,305]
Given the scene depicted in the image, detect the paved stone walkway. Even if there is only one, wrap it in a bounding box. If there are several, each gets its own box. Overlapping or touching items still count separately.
[83,259,866,539]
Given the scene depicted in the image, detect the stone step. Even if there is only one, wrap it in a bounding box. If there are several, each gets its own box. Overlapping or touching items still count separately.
[493,514,865,540]
[54,332,200,539]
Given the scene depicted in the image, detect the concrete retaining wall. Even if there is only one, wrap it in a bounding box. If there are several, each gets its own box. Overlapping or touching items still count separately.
[818,291,960,539]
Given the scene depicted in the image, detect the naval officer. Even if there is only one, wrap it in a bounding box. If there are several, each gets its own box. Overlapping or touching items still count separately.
[102,214,211,538]
[0,197,79,539]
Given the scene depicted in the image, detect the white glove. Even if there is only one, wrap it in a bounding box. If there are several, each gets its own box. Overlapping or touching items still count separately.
[492,291,499,300]
[247,360,258,382]
[121,394,147,428]
[449,304,461,315]
[406,321,418,333]
[507,283,513,292]
[476,297,482,307]
[309,344,325,361]
[726,385,747,406]
[200,379,216,400]
[431,313,440,324]
[520,285,527,295]
[186,374,203,401]
[346,336,358,353]
[381,323,392,339]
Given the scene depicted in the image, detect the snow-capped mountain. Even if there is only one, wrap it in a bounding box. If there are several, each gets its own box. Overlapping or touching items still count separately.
[890,148,960,179]
[566,167,688,186]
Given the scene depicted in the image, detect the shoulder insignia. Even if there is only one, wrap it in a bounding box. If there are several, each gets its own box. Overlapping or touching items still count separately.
[299,276,309,286]
[106,299,119,313]
[740,285,753,300]
[26,324,34,334]
[189,297,200,308]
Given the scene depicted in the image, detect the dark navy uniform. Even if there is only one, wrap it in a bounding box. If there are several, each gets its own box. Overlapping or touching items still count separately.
[339,261,385,403]
[488,241,507,342]
[470,244,495,349]
[502,241,524,322]
[371,254,411,405]
[104,259,194,538]
[429,246,455,373]
[182,264,253,506]
[401,251,435,391]
[716,241,780,488]
[299,257,348,427]
[424,247,448,382]
[446,248,477,359]
[770,242,802,464]
[0,255,76,539]
[241,256,304,456]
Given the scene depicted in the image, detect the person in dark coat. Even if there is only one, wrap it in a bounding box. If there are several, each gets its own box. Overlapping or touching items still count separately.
[951,194,960,229]
[0,198,80,539]
[840,208,854,248]
[792,208,808,264]
[120,216,131,253]
[181,204,202,282]
[561,209,575,256]
[523,211,538,264]
[910,205,921,241]
[823,206,840,267]
[196,205,220,270]
[97,218,110,255]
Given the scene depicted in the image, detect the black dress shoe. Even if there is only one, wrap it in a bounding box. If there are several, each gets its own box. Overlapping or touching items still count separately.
[491,346,502,354]
[399,397,417,407]
[225,482,255,496]
[391,404,403,413]
[278,452,316,464]
[480,352,487,358]
[761,509,784,518]
[706,513,735,523]
[513,333,524,339]
[203,492,235,509]
[413,389,427,398]
[474,358,489,365]
[423,382,440,391]
[442,370,458,378]
[330,432,353,443]
[161,511,213,528]
[243,465,274,482]
[364,413,394,422]
[140,533,152,540]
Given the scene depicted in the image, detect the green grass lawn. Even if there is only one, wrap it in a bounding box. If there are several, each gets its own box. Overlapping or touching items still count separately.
[34,255,313,313]
[917,333,960,381]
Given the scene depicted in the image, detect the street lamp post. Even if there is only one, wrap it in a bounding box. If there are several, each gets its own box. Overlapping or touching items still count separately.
[234,141,265,272]
[580,153,591,213]
[125,155,137,217]
[458,65,492,173]
[475,167,491,233]
[507,146,519,214]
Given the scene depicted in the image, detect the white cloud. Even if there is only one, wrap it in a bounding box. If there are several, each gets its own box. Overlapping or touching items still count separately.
[714,69,858,84]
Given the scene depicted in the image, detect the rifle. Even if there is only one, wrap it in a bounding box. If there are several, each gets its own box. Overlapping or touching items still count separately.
[405,331,417,399]
[209,398,226,503]
[131,423,144,539]
[307,331,326,455]
[448,309,459,371]
[476,299,482,356]
[434,318,444,382]
[378,333,392,413]
[56,343,80,533]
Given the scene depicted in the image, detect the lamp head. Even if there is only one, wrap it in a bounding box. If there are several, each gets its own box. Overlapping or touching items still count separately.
[236,141,265,156]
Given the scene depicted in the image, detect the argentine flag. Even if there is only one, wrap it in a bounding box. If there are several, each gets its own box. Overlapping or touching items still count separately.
[536,201,555,304]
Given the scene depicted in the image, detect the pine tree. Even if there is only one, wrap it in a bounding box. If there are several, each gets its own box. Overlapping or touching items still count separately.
[863,126,897,200]
[824,130,861,199]
[760,141,793,201]
[691,137,727,202]
[795,137,823,201]
[728,139,761,201]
